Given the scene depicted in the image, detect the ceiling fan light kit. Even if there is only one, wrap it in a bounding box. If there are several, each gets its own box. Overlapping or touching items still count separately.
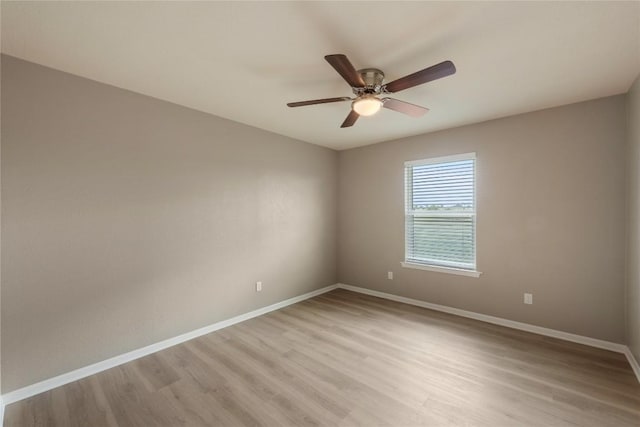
[353,95,382,116]
[287,54,456,128]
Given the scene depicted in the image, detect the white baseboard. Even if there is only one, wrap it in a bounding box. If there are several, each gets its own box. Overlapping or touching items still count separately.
[624,347,640,383]
[3,281,638,411]
[336,283,640,384]
[336,284,629,354]
[1,284,339,406]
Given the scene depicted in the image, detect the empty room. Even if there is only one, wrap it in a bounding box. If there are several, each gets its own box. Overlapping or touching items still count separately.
[1,1,639,426]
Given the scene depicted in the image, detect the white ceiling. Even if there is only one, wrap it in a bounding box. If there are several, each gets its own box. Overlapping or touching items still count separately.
[2,1,639,150]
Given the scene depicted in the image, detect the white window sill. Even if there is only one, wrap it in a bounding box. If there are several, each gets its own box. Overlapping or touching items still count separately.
[401,262,482,278]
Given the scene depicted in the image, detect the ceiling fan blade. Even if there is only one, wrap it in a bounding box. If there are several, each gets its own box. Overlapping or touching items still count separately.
[287,97,351,107]
[382,98,429,117]
[383,60,456,93]
[340,110,360,128]
[325,54,365,88]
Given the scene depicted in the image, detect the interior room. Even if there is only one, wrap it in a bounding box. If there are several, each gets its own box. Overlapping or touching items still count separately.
[0,1,639,426]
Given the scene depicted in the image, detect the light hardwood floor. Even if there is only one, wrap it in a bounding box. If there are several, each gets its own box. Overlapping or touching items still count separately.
[5,289,640,426]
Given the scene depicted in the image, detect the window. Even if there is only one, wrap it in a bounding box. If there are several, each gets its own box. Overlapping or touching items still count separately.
[403,153,479,276]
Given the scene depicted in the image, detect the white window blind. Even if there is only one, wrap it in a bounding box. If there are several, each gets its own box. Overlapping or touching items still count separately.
[405,153,476,271]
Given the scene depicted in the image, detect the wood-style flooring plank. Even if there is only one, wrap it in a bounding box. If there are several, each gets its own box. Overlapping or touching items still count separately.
[5,289,640,426]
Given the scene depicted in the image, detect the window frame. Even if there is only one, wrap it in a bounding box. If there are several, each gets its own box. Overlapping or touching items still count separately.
[402,152,481,278]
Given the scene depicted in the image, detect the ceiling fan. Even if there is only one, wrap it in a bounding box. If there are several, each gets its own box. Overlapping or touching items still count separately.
[287,54,456,128]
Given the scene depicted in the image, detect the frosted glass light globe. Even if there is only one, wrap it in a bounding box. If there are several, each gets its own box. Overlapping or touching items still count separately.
[353,96,382,116]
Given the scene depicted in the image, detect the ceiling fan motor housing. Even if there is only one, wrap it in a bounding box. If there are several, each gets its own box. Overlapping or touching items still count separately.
[355,68,385,95]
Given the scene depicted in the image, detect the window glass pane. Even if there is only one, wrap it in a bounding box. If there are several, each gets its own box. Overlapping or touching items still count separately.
[406,216,475,268]
[411,160,474,212]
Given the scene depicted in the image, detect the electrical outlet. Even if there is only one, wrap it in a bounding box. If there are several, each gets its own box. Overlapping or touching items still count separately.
[256,281,262,292]
[387,271,394,280]
[524,293,533,305]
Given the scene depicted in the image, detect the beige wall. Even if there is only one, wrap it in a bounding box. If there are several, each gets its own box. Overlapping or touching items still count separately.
[0,53,634,394]
[0,12,3,395]
[338,96,627,343]
[0,55,338,392]
[627,75,640,361]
